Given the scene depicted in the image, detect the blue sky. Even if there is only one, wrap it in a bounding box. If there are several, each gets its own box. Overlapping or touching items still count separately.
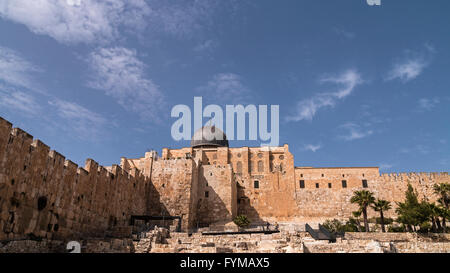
[0,0,449,172]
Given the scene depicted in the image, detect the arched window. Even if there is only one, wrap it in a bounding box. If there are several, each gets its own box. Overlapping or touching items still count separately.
[236,162,242,174]
[258,160,264,172]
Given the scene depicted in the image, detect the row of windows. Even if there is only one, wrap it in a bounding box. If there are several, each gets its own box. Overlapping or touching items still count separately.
[206,179,368,198]
[206,180,260,198]
[235,161,264,173]
[299,180,368,189]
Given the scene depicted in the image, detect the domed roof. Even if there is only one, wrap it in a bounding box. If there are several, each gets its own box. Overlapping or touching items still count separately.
[191,126,229,148]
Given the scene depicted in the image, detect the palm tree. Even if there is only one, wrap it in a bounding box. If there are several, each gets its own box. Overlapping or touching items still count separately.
[371,199,391,232]
[428,203,442,232]
[352,210,363,232]
[350,190,375,232]
[433,183,450,232]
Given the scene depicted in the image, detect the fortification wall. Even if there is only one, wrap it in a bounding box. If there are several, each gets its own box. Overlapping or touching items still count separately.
[293,170,449,223]
[235,145,298,223]
[0,117,149,241]
[196,164,236,226]
[148,158,197,231]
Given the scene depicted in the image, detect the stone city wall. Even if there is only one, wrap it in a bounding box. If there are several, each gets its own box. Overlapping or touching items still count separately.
[146,158,198,231]
[0,117,149,241]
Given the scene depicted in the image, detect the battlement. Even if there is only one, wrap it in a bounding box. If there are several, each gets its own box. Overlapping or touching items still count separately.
[0,117,149,241]
[381,172,450,178]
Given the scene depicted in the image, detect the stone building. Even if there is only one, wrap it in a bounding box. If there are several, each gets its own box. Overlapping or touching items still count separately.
[120,126,449,230]
[0,118,449,241]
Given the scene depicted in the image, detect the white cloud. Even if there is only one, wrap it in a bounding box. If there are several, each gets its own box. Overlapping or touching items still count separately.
[0,0,224,44]
[0,46,41,90]
[197,73,250,103]
[339,123,373,141]
[147,0,220,38]
[386,46,434,83]
[0,87,41,115]
[48,98,107,138]
[194,39,216,53]
[288,95,335,122]
[332,27,355,39]
[287,70,363,122]
[386,58,428,82]
[418,98,440,111]
[304,144,322,152]
[0,0,151,44]
[87,47,164,120]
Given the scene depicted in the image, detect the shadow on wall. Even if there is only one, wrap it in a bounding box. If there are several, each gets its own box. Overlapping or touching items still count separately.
[236,181,265,227]
[195,167,234,231]
[146,181,174,228]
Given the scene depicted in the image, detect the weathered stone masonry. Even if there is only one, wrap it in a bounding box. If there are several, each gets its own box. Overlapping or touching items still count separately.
[0,117,449,243]
[0,117,149,241]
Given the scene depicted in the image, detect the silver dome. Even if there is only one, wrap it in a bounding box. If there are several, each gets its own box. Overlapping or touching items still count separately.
[191,126,229,148]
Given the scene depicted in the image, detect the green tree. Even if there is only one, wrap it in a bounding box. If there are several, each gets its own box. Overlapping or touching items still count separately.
[371,199,391,232]
[396,184,420,232]
[350,190,375,232]
[428,203,442,232]
[433,183,450,232]
[396,184,435,233]
[352,210,363,232]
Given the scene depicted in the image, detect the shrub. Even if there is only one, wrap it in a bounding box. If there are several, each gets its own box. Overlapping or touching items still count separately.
[233,215,250,228]
[322,219,359,233]
[388,224,406,232]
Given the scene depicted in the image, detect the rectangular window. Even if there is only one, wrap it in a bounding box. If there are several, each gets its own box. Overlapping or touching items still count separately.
[299,180,305,188]
[315,183,319,188]
[205,191,209,198]
[328,183,332,188]
[362,180,368,188]
[342,180,347,188]
[254,180,260,189]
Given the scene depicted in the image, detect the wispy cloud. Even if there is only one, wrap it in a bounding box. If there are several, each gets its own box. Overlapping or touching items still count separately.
[0,45,107,139]
[87,47,164,120]
[386,59,428,82]
[385,46,434,83]
[303,144,322,152]
[332,27,355,39]
[0,0,227,45]
[48,98,107,139]
[287,69,363,122]
[197,73,250,103]
[194,39,217,53]
[0,46,41,90]
[147,0,222,38]
[0,87,41,116]
[339,123,373,141]
[0,0,151,45]
[418,98,440,111]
